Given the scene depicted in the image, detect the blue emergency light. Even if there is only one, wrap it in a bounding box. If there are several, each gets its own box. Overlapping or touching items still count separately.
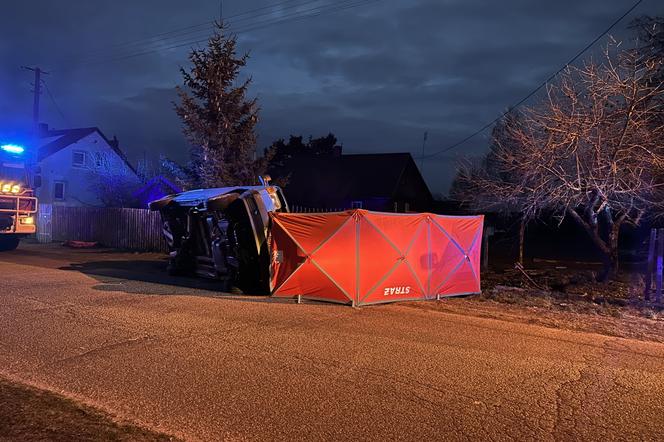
[0,144,25,154]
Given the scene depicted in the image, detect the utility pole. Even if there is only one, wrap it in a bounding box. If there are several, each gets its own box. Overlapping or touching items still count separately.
[419,131,428,172]
[22,66,49,188]
[22,66,48,131]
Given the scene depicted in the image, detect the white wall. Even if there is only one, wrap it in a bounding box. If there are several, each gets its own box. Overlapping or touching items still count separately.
[37,132,138,207]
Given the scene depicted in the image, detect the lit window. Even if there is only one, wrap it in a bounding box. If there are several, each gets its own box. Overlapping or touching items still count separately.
[72,151,86,167]
[351,201,363,209]
[54,181,65,200]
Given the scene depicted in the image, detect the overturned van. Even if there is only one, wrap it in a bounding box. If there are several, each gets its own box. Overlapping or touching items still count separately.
[149,181,288,293]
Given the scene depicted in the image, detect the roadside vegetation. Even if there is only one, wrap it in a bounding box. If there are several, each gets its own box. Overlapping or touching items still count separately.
[453,18,664,282]
[481,266,662,319]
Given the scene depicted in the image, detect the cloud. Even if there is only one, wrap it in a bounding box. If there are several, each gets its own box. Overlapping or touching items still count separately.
[2,0,663,193]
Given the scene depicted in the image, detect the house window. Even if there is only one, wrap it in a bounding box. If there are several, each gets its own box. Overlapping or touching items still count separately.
[54,181,65,201]
[351,201,363,209]
[72,150,86,168]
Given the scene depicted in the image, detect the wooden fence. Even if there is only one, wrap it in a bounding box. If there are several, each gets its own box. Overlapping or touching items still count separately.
[40,205,167,252]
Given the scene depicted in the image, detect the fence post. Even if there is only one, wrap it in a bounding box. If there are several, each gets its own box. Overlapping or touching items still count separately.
[657,228,664,304]
[482,225,494,271]
[645,228,656,301]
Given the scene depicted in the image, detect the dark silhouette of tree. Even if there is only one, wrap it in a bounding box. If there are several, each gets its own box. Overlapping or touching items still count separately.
[174,22,265,188]
[267,133,340,167]
[265,133,341,183]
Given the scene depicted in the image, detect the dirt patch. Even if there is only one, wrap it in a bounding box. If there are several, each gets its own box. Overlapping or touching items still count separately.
[0,376,177,442]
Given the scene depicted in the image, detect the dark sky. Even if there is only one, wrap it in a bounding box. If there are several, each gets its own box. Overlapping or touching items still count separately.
[1,0,663,195]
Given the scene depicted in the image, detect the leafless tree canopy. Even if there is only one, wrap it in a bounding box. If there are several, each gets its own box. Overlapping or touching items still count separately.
[456,42,664,277]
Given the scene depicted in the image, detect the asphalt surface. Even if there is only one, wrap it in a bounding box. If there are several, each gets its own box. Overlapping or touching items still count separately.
[1,242,663,441]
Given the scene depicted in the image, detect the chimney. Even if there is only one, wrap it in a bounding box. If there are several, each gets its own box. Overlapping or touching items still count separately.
[110,135,119,148]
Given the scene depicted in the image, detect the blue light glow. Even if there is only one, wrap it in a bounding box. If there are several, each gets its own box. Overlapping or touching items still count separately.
[1,144,25,155]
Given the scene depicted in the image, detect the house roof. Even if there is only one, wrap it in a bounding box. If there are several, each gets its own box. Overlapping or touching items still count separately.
[39,127,137,174]
[280,152,432,206]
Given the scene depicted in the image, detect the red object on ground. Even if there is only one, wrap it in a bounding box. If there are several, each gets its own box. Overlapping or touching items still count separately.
[270,210,484,306]
[62,240,98,249]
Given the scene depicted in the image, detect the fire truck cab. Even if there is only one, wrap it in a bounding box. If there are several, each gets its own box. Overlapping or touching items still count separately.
[0,144,37,251]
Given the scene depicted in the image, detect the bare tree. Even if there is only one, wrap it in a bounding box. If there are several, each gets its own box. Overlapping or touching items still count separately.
[88,154,140,208]
[452,110,532,264]
[630,16,664,87]
[472,43,664,280]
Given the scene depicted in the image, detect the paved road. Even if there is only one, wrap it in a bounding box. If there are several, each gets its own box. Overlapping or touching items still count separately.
[1,243,663,441]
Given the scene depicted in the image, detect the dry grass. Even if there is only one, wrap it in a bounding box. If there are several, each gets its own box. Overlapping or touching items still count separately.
[480,265,663,320]
[415,264,664,343]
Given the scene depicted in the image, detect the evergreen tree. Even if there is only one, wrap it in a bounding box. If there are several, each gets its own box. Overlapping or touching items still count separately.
[175,22,263,188]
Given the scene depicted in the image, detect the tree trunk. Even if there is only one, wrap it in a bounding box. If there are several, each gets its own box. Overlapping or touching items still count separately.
[518,217,526,265]
[597,250,617,282]
[602,222,621,280]
[566,208,617,282]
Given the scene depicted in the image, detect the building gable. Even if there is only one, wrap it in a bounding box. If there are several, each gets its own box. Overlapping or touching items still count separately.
[39,126,137,175]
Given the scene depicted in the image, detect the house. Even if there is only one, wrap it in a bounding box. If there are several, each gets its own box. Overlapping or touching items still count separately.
[275,152,433,212]
[37,125,139,207]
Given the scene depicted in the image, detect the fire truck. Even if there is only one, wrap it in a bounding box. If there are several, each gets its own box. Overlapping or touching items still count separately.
[0,143,37,251]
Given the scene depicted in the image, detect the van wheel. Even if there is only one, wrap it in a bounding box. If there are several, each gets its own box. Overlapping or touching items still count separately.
[0,237,20,251]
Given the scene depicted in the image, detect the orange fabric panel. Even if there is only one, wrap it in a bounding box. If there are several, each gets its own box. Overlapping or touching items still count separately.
[361,260,423,304]
[362,212,426,254]
[269,218,304,293]
[273,212,350,254]
[310,218,357,299]
[428,223,466,294]
[274,258,352,304]
[357,216,401,301]
[405,220,432,296]
[270,210,483,306]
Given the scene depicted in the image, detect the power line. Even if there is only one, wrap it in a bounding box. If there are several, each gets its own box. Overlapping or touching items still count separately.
[61,0,316,61]
[67,0,381,68]
[60,0,341,65]
[234,0,381,34]
[43,81,70,127]
[418,0,645,161]
[34,0,379,130]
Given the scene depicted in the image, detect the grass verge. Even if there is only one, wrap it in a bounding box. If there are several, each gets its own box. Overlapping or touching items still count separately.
[0,376,177,442]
